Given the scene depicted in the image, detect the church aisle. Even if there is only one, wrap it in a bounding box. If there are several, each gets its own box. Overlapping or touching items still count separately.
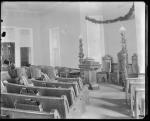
[80,83,133,119]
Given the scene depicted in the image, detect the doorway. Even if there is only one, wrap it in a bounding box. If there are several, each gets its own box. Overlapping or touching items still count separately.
[1,42,15,64]
[20,47,31,66]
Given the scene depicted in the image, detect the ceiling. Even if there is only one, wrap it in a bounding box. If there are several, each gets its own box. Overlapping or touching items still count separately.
[2,2,133,15]
[102,2,133,19]
[2,2,79,13]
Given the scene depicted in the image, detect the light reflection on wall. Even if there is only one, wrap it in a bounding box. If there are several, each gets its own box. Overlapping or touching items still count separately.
[134,2,145,74]
[79,2,101,13]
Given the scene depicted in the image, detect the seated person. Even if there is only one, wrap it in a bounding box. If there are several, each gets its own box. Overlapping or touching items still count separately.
[41,68,59,82]
[1,59,9,71]
[1,81,7,93]
[7,63,20,84]
[16,67,33,86]
[30,66,52,82]
[35,71,52,82]
[1,71,11,83]
[54,69,59,78]
[20,75,34,86]
[41,72,50,81]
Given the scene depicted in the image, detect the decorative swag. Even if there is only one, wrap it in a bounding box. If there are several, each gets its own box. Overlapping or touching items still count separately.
[85,3,135,24]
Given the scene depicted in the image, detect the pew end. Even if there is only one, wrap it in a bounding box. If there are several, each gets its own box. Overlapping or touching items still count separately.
[135,88,145,119]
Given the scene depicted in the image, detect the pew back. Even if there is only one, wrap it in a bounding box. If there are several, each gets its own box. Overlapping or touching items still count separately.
[126,78,145,93]
[31,79,79,97]
[130,82,145,97]
[4,82,75,106]
[56,77,83,90]
[1,107,60,119]
[129,82,145,93]
[1,93,69,118]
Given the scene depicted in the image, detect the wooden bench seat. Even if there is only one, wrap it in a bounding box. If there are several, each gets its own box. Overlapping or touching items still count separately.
[134,88,145,119]
[4,82,75,107]
[1,107,60,119]
[31,79,79,97]
[1,92,69,118]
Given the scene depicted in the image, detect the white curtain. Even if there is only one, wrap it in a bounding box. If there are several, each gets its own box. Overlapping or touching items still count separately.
[86,15,105,64]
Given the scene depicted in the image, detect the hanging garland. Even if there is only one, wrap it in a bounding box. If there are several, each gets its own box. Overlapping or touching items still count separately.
[85,3,135,24]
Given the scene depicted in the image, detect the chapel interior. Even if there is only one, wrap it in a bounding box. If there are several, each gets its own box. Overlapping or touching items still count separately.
[1,1,148,119]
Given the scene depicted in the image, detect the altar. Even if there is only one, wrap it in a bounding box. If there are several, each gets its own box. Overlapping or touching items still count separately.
[79,57,101,90]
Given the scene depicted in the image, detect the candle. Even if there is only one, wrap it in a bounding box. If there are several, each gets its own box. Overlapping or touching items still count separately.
[79,35,82,40]
[119,25,126,35]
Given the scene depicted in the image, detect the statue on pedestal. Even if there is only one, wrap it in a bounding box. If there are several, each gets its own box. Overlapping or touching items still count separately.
[78,37,84,64]
[78,37,85,80]
[117,26,128,90]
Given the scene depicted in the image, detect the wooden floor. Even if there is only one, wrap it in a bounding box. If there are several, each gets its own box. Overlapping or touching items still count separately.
[75,83,133,119]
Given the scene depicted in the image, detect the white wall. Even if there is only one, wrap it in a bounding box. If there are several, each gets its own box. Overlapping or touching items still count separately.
[40,4,81,68]
[86,15,105,63]
[1,2,138,68]
[79,2,136,65]
[1,10,42,66]
[134,2,145,74]
[102,2,137,64]
[79,2,104,57]
[1,5,81,68]
[103,19,137,63]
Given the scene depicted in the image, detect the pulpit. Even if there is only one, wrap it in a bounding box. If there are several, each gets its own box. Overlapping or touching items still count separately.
[79,57,100,90]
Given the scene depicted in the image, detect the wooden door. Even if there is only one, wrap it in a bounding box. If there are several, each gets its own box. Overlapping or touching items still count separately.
[20,47,30,66]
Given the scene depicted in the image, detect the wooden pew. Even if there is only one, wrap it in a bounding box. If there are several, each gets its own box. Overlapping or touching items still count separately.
[1,107,60,119]
[4,82,75,107]
[56,77,83,90]
[140,96,145,118]
[1,92,69,119]
[31,79,79,97]
[125,77,145,104]
[68,84,89,118]
[134,88,145,119]
[129,82,145,117]
[28,65,83,89]
[30,79,89,106]
[34,79,89,118]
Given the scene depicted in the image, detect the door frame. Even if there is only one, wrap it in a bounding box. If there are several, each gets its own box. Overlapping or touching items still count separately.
[1,26,34,67]
[17,27,34,66]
